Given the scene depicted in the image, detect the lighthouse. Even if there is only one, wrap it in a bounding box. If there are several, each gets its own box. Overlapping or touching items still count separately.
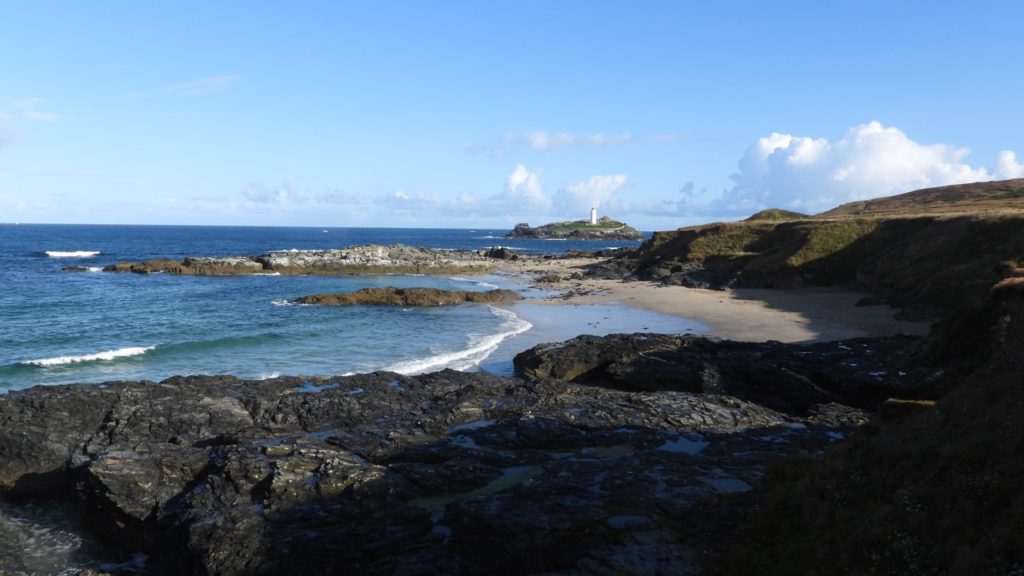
[590,207,597,225]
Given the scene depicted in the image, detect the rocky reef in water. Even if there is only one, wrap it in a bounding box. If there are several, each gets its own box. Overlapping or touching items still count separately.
[295,287,521,307]
[507,216,643,240]
[0,333,918,575]
[101,244,496,276]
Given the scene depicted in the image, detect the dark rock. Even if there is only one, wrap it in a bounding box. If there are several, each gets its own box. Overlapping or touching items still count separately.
[583,257,639,280]
[294,287,521,307]
[0,355,876,574]
[855,295,887,306]
[534,272,564,283]
[482,246,519,260]
[514,333,925,414]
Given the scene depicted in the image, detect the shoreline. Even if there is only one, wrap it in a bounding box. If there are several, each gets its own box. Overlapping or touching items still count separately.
[495,256,932,344]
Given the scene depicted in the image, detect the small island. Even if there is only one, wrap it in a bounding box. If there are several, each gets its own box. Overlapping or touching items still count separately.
[506,209,643,240]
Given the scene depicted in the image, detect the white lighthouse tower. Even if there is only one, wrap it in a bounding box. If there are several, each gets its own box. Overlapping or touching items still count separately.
[590,206,597,225]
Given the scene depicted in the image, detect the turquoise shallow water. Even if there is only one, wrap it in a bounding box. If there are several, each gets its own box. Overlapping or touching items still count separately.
[0,223,706,574]
[0,224,672,391]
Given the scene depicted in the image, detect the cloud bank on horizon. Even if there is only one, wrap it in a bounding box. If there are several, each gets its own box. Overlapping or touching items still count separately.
[457,121,1024,223]
[1,110,1021,227]
[714,121,1024,216]
[155,121,1024,226]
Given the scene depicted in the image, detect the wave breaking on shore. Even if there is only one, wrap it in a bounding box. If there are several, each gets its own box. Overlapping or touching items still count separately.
[22,346,156,367]
[384,306,531,375]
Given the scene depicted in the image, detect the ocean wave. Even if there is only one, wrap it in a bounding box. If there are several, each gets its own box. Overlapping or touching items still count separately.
[271,299,305,307]
[46,250,101,258]
[449,276,500,290]
[251,272,281,276]
[383,306,531,375]
[22,346,155,367]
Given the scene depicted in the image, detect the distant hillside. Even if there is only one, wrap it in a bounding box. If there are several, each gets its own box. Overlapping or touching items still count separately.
[745,208,810,222]
[820,178,1024,218]
[622,179,1024,314]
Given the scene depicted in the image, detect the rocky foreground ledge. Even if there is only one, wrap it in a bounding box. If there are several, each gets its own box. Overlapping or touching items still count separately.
[0,333,922,575]
[101,244,498,276]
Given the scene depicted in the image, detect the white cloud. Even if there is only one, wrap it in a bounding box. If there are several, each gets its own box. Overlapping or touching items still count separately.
[10,96,59,122]
[555,173,629,215]
[241,178,308,204]
[161,75,241,96]
[239,179,369,209]
[500,163,551,209]
[11,97,44,109]
[23,111,58,122]
[996,150,1024,179]
[509,131,633,151]
[717,121,1008,215]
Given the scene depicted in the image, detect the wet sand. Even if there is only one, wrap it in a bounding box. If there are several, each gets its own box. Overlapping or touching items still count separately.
[496,256,932,344]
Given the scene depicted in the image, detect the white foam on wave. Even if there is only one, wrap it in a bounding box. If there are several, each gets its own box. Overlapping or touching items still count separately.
[384,306,531,375]
[449,276,500,290]
[86,267,103,272]
[23,346,155,367]
[251,272,281,276]
[46,250,100,258]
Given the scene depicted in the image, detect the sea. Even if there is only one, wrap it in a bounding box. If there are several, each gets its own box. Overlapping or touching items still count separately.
[0,223,709,574]
[0,224,704,394]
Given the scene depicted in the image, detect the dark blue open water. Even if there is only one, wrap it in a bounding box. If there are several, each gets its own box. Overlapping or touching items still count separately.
[0,224,659,391]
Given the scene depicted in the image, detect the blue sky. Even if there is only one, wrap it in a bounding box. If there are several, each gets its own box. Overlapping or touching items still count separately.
[1,1,1022,229]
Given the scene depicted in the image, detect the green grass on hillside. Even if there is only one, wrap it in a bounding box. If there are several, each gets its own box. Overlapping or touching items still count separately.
[745,208,810,222]
[554,220,624,230]
[637,214,1024,312]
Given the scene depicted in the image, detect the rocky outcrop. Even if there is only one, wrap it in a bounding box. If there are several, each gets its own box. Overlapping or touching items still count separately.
[295,287,521,307]
[514,333,926,415]
[0,332,884,575]
[103,244,496,276]
[507,216,644,240]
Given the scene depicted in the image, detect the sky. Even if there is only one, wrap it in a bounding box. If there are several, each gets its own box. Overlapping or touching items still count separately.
[1,1,1022,230]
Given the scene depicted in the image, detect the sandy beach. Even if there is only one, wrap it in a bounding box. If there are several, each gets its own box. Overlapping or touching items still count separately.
[497,256,932,344]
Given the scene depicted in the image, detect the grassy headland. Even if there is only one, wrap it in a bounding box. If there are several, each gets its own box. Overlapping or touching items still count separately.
[634,180,1024,314]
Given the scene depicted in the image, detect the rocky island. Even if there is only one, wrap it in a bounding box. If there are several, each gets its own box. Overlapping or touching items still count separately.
[507,215,643,240]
